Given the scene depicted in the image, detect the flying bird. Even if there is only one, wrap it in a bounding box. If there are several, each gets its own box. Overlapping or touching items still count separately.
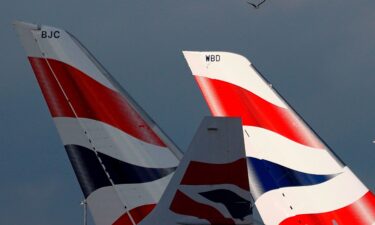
[247,0,266,9]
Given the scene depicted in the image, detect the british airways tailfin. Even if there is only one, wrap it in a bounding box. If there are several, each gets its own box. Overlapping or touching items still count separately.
[140,117,259,225]
[14,21,182,225]
[183,51,375,225]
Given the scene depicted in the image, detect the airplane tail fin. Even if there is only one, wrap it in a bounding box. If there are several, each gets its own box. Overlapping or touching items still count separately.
[14,21,182,225]
[183,51,375,225]
[141,117,257,225]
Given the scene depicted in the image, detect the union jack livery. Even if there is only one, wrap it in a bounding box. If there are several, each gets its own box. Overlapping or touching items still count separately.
[14,21,183,225]
[183,51,375,225]
[140,117,257,225]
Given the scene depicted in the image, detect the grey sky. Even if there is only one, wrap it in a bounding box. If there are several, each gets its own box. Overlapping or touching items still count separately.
[1,0,375,224]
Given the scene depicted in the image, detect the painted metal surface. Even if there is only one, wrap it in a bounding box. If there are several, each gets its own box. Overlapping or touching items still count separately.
[14,21,181,225]
[140,117,258,225]
[184,51,375,225]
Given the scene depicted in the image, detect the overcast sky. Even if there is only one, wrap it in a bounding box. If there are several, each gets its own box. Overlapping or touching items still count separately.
[1,0,375,224]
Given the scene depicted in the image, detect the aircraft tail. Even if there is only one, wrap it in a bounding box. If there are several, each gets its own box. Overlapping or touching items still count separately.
[14,21,182,225]
[140,117,258,225]
[183,51,375,225]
